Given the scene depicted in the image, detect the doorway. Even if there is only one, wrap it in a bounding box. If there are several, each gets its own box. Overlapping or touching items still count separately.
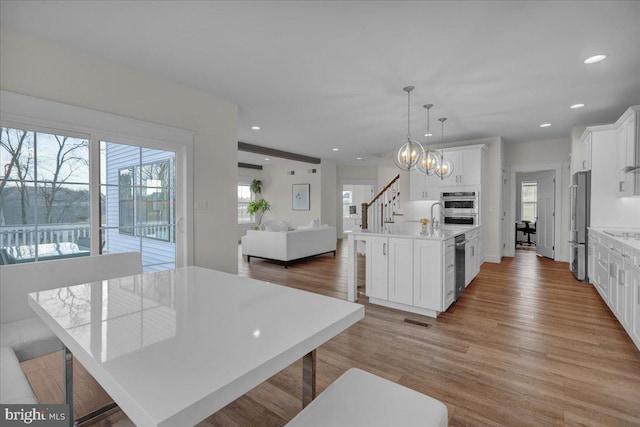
[340,183,374,236]
[512,170,556,259]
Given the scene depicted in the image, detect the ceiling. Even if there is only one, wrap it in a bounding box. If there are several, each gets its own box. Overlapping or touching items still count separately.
[2,1,640,166]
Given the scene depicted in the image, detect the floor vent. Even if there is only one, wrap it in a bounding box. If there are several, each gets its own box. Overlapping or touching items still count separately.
[404,318,431,328]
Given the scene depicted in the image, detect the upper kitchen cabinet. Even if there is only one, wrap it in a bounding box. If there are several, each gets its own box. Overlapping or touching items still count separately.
[580,131,592,171]
[615,106,640,197]
[409,169,439,200]
[409,144,487,200]
[441,145,487,189]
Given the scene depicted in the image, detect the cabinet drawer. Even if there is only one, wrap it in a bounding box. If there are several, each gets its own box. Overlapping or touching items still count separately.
[609,240,625,258]
[624,247,640,270]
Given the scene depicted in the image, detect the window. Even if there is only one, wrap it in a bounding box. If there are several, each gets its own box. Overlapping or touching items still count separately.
[238,183,253,224]
[1,126,90,263]
[521,181,537,222]
[116,160,172,241]
[101,142,176,271]
[342,190,354,217]
[2,91,193,271]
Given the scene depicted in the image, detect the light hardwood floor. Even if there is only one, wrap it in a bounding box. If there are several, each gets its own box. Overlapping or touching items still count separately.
[21,240,640,426]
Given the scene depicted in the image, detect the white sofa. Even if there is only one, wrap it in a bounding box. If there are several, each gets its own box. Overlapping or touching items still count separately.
[0,252,142,404]
[242,223,337,268]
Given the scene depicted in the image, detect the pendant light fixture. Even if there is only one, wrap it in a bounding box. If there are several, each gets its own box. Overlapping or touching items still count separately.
[435,117,454,179]
[394,86,425,171]
[416,103,441,175]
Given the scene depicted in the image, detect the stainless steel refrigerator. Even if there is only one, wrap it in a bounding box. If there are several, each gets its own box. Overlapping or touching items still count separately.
[569,171,591,281]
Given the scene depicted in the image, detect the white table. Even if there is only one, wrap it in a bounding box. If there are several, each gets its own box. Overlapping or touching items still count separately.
[28,266,364,426]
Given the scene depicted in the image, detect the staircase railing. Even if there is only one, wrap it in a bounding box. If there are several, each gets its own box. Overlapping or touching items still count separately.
[361,174,401,233]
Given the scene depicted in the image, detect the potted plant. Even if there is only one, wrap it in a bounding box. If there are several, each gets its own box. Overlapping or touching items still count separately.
[247,198,270,227]
[250,179,263,195]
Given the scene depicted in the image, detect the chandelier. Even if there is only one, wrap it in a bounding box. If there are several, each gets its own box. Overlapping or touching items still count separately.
[416,103,441,175]
[393,86,425,171]
[435,117,454,179]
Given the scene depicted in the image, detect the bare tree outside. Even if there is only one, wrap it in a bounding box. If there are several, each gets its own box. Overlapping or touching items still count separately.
[0,128,34,224]
[37,134,89,224]
[1,126,89,250]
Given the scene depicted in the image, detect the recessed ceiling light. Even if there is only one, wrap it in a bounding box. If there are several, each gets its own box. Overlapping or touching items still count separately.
[424,133,433,137]
[264,158,270,161]
[332,148,339,151]
[251,126,261,130]
[356,157,363,160]
[570,103,585,109]
[584,54,607,64]
[540,123,552,128]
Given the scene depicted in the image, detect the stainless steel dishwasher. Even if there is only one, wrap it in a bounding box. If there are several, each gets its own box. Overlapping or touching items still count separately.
[455,234,466,300]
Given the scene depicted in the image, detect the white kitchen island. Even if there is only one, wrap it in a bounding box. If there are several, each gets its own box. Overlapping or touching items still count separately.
[347,225,482,318]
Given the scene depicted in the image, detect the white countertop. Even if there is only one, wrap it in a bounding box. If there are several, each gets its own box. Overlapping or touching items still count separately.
[28,266,364,427]
[351,224,480,241]
[590,227,640,252]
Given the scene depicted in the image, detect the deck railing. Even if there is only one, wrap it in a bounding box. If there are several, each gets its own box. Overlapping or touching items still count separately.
[0,224,90,247]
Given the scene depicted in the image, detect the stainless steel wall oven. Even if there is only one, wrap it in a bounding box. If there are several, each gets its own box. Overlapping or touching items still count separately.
[441,191,479,225]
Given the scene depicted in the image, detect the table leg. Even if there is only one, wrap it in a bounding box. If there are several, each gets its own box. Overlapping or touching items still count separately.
[63,346,74,426]
[302,350,316,408]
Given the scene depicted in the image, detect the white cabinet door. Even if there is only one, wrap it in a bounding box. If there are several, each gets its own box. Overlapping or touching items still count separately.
[609,253,620,315]
[471,235,480,278]
[443,244,456,310]
[631,264,640,348]
[588,241,596,284]
[413,239,443,311]
[581,132,592,171]
[465,239,472,286]
[437,147,483,188]
[622,260,633,331]
[366,236,388,300]
[458,149,481,187]
[616,114,636,197]
[438,150,459,187]
[388,238,414,305]
[409,170,439,200]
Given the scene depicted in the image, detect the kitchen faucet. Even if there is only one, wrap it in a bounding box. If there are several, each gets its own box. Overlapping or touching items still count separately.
[430,202,443,230]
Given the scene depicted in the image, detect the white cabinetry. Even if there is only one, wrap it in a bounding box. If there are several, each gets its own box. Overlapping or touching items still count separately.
[388,238,414,305]
[588,229,640,351]
[409,170,439,200]
[413,239,444,312]
[631,260,640,348]
[366,236,388,300]
[581,132,592,171]
[439,149,482,188]
[443,239,456,309]
[408,145,486,200]
[465,229,481,286]
[615,107,639,197]
[587,230,596,283]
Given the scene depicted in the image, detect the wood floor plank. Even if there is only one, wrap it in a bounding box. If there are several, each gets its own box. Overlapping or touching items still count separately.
[20,241,640,426]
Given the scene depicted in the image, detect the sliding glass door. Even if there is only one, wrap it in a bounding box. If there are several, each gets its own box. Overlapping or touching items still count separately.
[100,141,177,272]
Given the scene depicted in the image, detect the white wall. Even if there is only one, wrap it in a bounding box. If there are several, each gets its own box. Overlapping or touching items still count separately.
[0,28,239,273]
[260,160,322,227]
[504,138,571,261]
[321,160,337,228]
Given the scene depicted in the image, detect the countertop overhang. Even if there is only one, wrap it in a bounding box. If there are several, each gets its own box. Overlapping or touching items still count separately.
[350,225,480,241]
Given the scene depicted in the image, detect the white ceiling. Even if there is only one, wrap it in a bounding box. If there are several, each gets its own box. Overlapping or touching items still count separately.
[2,1,639,166]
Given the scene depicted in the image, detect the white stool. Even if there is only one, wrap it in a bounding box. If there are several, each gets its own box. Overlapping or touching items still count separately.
[286,368,448,427]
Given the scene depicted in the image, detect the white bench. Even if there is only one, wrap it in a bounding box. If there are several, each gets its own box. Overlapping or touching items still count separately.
[0,252,142,404]
[285,368,448,427]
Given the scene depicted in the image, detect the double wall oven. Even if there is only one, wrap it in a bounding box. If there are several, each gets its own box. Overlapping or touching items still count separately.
[441,191,479,225]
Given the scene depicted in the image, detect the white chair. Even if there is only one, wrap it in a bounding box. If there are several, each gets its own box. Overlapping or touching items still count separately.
[285,368,448,427]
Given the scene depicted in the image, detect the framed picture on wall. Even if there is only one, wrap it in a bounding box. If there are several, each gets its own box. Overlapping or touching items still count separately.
[292,183,310,210]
